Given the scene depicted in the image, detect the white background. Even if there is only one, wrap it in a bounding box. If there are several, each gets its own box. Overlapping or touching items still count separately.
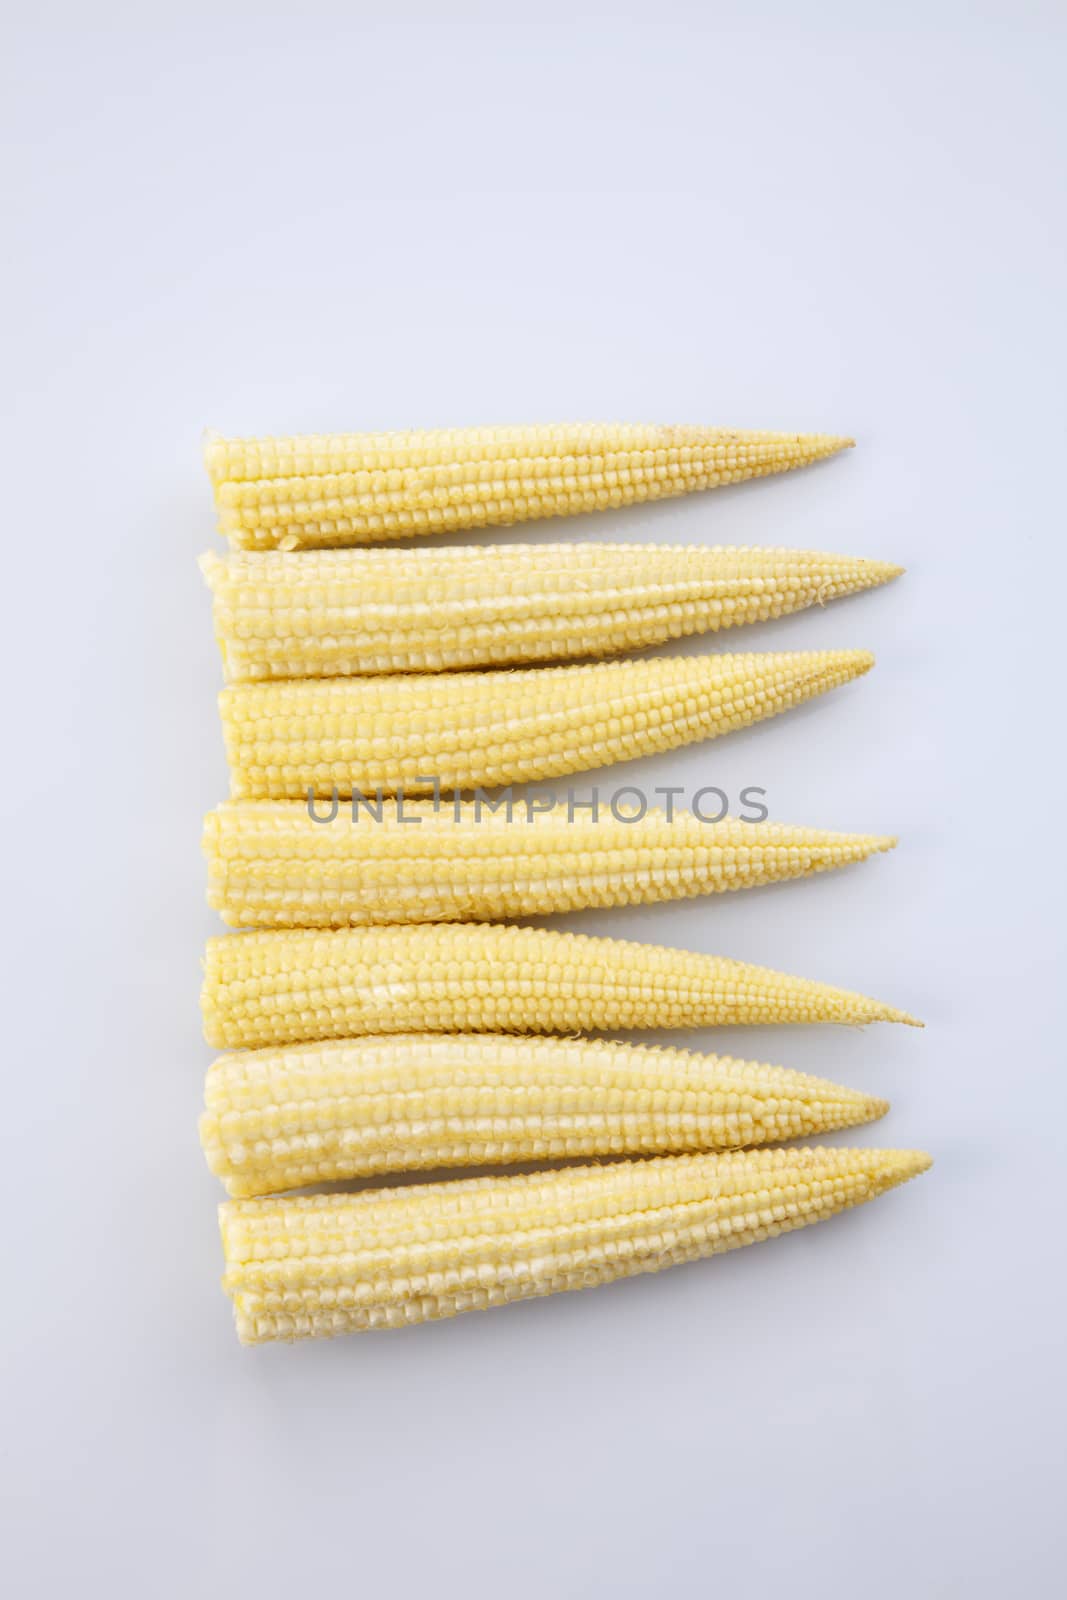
[4,3,1065,1595]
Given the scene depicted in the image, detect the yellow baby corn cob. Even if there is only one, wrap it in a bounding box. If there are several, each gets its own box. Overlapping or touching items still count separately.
[220,649,873,800]
[203,801,897,929]
[220,1146,931,1341]
[206,423,853,550]
[202,1032,890,1197]
[201,545,901,679]
[202,923,919,1050]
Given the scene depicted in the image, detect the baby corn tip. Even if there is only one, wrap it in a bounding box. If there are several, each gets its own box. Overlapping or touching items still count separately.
[889,1149,933,1183]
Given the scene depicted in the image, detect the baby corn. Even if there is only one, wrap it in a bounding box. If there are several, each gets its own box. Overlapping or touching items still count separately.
[202,1032,889,1197]
[202,923,919,1050]
[204,801,896,929]
[220,1146,931,1341]
[206,423,853,550]
[201,545,900,679]
[221,649,873,800]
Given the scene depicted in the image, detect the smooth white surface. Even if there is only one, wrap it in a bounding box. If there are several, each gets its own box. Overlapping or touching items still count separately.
[3,3,1065,1594]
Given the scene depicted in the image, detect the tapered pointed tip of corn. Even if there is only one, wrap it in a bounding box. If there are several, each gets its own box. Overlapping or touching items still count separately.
[814,434,854,458]
[866,1149,933,1193]
[820,1083,890,1130]
[812,827,896,875]
[836,983,921,1027]
[878,1005,923,1027]
[823,554,901,590]
[839,648,874,678]
[847,558,904,595]
[773,645,873,698]
[779,432,853,460]
[825,831,896,867]
[793,647,873,680]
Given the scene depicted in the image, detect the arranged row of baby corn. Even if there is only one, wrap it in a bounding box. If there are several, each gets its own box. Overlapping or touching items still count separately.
[201,422,926,1344]
[203,915,923,1344]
